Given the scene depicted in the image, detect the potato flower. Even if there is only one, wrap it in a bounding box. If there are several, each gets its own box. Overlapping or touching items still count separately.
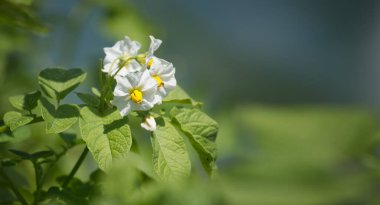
[148,58,176,103]
[102,36,142,76]
[111,70,157,116]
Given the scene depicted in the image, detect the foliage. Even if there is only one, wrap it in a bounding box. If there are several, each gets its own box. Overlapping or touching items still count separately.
[0,65,219,204]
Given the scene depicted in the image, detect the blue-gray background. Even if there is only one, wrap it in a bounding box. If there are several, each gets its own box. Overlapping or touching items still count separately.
[10,0,380,111]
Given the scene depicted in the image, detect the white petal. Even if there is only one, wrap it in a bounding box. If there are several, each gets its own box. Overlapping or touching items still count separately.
[104,48,121,64]
[159,65,175,79]
[111,40,124,52]
[149,57,167,71]
[138,70,157,91]
[125,72,141,88]
[102,60,121,76]
[116,60,143,76]
[114,76,133,96]
[147,36,162,58]
[131,99,153,111]
[164,77,176,91]
[122,36,141,56]
[154,94,163,104]
[111,96,132,116]
[157,86,168,97]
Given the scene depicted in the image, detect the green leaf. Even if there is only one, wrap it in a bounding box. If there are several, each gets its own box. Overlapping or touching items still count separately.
[0,158,19,167]
[38,68,86,100]
[91,87,101,97]
[40,98,79,134]
[152,117,191,181]
[163,86,202,107]
[170,108,218,176]
[8,149,31,159]
[79,106,132,171]
[30,150,54,159]
[9,91,41,111]
[0,126,31,143]
[8,149,54,160]
[3,111,33,131]
[76,92,100,107]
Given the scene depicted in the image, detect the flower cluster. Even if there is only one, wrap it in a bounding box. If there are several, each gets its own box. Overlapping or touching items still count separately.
[102,36,176,131]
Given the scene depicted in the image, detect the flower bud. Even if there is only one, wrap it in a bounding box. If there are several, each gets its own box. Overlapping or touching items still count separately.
[136,53,147,65]
[140,116,156,131]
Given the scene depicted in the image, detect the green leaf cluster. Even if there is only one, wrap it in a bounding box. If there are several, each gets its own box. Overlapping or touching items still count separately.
[1,67,219,204]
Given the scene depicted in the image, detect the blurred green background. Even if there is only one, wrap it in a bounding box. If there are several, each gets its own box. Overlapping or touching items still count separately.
[1,0,380,204]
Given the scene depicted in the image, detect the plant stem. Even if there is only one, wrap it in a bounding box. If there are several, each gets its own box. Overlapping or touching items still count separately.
[32,162,42,205]
[0,169,28,205]
[99,59,105,112]
[62,146,89,188]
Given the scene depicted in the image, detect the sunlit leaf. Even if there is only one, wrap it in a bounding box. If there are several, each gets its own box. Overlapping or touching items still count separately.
[38,68,86,100]
[152,117,191,181]
[3,111,33,131]
[79,106,132,171]
[163,86,202,107]
[9,90,40,111]
[40,98,79,134]
[170,107,218,176]
[76,92,100,107]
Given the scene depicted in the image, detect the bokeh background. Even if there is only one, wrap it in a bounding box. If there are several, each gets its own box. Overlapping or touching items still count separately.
[1,0,380,204]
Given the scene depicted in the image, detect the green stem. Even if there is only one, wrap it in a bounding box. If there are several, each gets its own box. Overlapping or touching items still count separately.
[62,147,89,188]
[32,162,42,205]
[0,169,28,205]
[111,56,137,78]
[99,59,105,112]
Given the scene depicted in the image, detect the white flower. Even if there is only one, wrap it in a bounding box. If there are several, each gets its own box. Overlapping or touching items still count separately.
[148,57,177,103]
[146,35,162,68]
[103,36,142,76]
[140,116,156,131]
[112,70,157,116]
[144,36,177,103]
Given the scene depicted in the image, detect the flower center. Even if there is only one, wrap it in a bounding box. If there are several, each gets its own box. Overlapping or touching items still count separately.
[130,89,143,104]
[153,75,164,87]
[147,58,154,68]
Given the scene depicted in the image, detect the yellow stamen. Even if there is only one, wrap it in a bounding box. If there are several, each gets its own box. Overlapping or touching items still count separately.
[153,75,164,87]
[147,58,154,68]
[130,89,143,104]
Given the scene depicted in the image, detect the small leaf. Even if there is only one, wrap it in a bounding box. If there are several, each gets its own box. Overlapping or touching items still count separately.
[40,98,79,134]
[91,87,101,97]
[0,158,19,167]
[38,68,86,100]
[8,149,31,159]
[30,150,54,159]
[9,91,41,111]
[3,111,33,131]
[79,106,132,171]
[59,132,77,145]
[76,92,100,107]
[0,126,31,143]
[152,117,191,181]
[163,86,202,106]
[170,107,218,176]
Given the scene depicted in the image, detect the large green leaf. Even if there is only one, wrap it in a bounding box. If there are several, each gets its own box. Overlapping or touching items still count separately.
[79,106,132,171]
[9,90,41,111]
[163,86,201,107]
[3,111,33,131]
[152,117,191,181]
[38,68,86,100]
[170,108,218,176]
[40,98,79,134]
